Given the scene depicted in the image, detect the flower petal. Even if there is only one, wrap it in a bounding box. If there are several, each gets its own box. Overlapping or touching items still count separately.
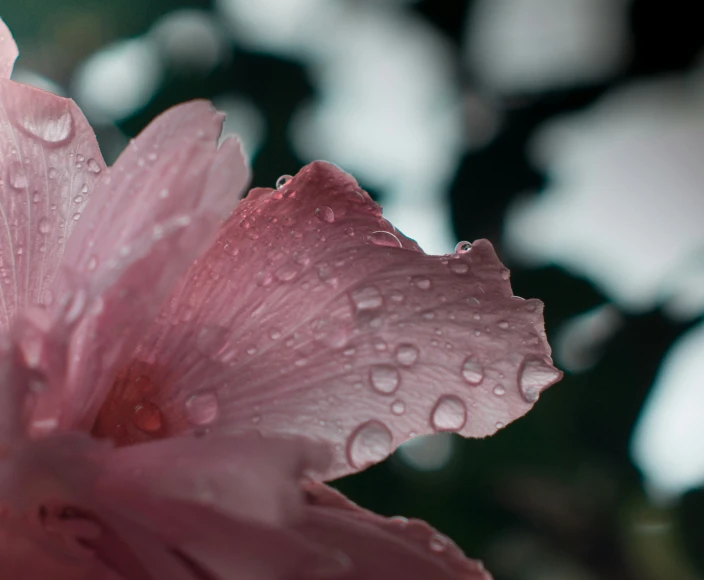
[97,161,560,479]
[52,102,249,430]
[0,78,106,333]
[297,482,493,580]
[0,18,18,79]
[1,432,328,579]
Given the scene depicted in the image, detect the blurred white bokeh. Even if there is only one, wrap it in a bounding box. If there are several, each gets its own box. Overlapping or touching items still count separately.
[397,433,455,472]
[150,9,228,73]
[72,36,163,123]
[465,0,632,93]
[505,64,704,317]
[554,305,623,373]
[631,322,704,498]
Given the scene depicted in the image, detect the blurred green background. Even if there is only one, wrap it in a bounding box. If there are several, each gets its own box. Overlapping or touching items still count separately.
[3,1,704,578]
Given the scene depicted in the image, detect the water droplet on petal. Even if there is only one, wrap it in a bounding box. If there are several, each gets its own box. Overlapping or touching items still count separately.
[7,163,27,189]
[429,534,449,552]
[368,231,402,248]
[38,218,50,234]
[276,174,292,189]
[349,285,383,311]
[518,355,562,403]
[195,325,230,357]
[455,241,471,254]
[18,109,73,144]
[412,276,431,290]
[87,255,98,271]
[449,262,469,274]
[275,263,300,282]
[369,364,400,394]
[395,343,419,366]
[132,401,163,433]
[315,206,335,223]
[346,420,393,469]
[461,356,484,385]
[185,391,219,426]
[431,395,467,432]
[391,400,406,415]
[87,158,101,174]
[500,268,510,281]
[498,320,509,329]
[255,271,274,287]
[493,385,506,396]
[344,226,355,237]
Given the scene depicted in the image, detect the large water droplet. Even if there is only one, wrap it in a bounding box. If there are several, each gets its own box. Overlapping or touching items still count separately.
[518,355,562,403]
[461,356,484,385]
[276,174,292,189]
[132,401,164,433]
[349,285,383,311]
[369,364,400,394]
[431,395,467,432]
[87,158,101,174]
[395,343,419,366]
[315,206,335,223]
[18,109,73,144]
[455,241,471,254]
[368,231,402,248]
[346,420,393,469]
[38,218,50,234]
[195,325,229,357]
[185,391,219,426]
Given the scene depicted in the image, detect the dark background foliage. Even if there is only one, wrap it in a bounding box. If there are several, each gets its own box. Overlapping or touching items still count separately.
[3,1,703,578]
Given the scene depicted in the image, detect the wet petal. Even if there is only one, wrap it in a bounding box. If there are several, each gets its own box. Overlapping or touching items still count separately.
[1,432,328,580]
[0,18,18,79]
[96,161,560,479]
[0,78,106,333]
[53,101,249,430]
[297,482,493,580]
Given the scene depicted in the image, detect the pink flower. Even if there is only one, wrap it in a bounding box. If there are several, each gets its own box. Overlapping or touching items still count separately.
[0,18,562,580]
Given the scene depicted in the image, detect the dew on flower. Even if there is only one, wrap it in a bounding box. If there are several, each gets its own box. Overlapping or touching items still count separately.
[369,364,400,394]
[368,230,402,247]
[16,109,74,145]
[461,356,484,385]
[455,241,472,254]
[132,401,164,433]
[430,395,467,432]
[185,391,219,426]
[346,420,393,469]
[395,343,419,366]
[518,355,562,403]
[315,206,335,223]
[349,285,383,311]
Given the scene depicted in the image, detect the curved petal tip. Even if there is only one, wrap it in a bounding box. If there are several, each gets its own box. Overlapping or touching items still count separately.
[0,18,19,79]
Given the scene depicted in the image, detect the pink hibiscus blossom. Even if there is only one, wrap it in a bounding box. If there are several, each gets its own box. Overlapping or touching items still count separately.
[0,18,562,580]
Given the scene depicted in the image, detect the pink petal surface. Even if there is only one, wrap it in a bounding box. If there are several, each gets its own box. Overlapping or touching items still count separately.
[1,429,330,579]
[94,161,560,479]
[49,102,249,431]
[296,482,493,580]
[0,77,106,333]
[0,18,18,79]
